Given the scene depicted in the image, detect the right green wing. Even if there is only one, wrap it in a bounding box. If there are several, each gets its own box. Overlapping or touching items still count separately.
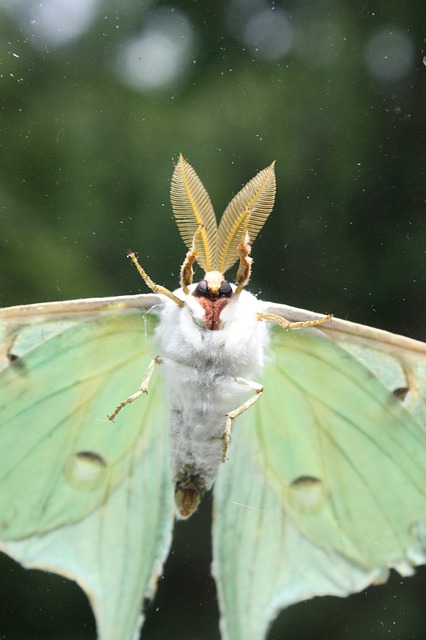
[213,308,426,640]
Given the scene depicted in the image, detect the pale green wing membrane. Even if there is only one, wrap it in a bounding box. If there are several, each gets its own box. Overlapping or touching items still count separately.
[213,307,426,640]
[0,295,174,640]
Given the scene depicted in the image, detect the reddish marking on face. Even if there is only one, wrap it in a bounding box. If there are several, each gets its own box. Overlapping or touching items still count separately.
[196,297,230,330]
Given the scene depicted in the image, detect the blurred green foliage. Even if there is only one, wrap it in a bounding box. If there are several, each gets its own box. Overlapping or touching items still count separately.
[0,0,425,638]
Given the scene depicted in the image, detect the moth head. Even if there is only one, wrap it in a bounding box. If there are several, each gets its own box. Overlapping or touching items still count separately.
[190,271,233,331]
[193,271,233,300]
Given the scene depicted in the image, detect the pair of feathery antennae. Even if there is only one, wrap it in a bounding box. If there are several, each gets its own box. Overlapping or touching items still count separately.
[170,154,276,280]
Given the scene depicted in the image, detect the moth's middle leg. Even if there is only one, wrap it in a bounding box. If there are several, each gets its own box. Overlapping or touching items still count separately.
[107,355,162,422]
[220,377,263,462]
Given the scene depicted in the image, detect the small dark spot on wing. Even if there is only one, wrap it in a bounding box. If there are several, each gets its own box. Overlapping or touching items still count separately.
[6,350,25,370]
[64,451,108,491]
[393,387,409,401]
[290,475,321,488]
[75,451,107,467]
[289,475,326,512]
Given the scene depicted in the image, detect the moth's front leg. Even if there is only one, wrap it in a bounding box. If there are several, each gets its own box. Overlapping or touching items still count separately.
[108,355,162,422]
[221,377,263,462]
[128,252,184,308]
[257,311,333,330]
[180,224,205,293]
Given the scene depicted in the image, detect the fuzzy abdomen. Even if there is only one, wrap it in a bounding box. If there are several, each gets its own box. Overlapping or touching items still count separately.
[166,364,253,489]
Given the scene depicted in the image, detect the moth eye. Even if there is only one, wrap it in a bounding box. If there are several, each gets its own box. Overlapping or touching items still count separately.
[219,280,232,298]
[193,280,208,297]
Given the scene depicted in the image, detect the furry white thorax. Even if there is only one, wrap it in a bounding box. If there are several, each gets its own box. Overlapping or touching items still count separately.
[154,285,269,495]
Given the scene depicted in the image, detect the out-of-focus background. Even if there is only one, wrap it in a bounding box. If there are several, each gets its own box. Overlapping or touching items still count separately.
[0,0,425,638]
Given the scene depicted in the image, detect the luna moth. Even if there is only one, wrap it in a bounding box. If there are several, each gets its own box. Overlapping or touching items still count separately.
[0,155,425,640]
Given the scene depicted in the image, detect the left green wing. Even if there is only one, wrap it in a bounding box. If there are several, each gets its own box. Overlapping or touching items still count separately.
[213,308,426,640]
[0,294,174,640]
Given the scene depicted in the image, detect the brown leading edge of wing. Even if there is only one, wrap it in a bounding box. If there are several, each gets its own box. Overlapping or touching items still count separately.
[261,301,426,358]
[0,294,163,321]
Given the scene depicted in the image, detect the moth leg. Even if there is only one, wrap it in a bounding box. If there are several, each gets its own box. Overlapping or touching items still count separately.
[257,311,333,330]
[107,356,162,422]
[234,209,253,294]
[180,224,205,293]
[221,377,263,462]
[128,252,184,308]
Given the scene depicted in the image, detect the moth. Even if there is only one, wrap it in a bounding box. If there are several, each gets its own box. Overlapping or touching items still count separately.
[0,155,425,640]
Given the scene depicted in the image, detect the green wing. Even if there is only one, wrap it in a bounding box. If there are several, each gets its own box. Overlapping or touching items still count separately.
[213,305,426,640]
[0,294,174,640]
